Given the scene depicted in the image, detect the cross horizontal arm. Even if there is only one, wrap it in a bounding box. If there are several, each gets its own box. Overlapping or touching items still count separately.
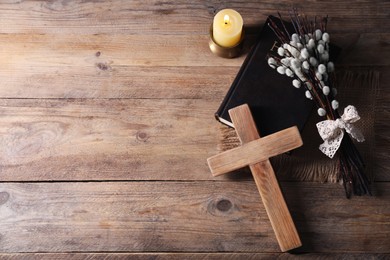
[207,126,302,176]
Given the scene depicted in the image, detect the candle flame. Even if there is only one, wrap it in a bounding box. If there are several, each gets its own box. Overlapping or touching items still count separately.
[224,14,230,25]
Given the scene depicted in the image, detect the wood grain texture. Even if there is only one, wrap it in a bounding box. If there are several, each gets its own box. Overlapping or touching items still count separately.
[373,68,390,181]
[0,96,386,182]
[0,33,388,99]
[208,126,302,176]
[0,0,388,34]
[0,99,219,181]
[228,104,301,252]
[0,253,389,260]
[0,182,389,253]
[0,0,388,256]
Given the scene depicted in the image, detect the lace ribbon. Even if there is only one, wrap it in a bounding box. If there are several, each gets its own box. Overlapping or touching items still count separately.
[316,105,365,158]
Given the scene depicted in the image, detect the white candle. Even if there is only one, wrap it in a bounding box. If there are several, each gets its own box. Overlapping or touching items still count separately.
[213,9,243,47]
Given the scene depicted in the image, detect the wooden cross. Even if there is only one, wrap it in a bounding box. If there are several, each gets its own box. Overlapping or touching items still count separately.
[207,104,303,252]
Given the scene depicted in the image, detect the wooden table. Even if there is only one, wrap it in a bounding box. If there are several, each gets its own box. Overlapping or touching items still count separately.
[0,1,389,258]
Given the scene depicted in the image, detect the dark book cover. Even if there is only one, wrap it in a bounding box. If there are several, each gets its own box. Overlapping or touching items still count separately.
[215,15,313,137]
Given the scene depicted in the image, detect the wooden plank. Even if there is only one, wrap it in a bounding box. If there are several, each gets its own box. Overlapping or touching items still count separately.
[0,97,387,182]
[0,34,246,69]
[0,33,388,99]
[0,0,388,34]
[0,99,219,181]
[0,182,389,253]
[0,253,389,260]
[0,33,388,68]
[336,34,390,66]
[373,68,390,181]
[0,64,239,99]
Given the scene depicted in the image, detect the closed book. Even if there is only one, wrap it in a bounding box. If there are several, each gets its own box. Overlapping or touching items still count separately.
[215,15,313,137]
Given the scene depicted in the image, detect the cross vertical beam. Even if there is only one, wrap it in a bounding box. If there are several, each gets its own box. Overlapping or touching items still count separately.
[207,104,302,252]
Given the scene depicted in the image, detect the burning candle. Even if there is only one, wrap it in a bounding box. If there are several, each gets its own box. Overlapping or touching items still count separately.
[213,9,243,47]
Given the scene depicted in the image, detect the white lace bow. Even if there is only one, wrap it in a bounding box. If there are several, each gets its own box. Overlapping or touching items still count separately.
[316,105,365,158]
